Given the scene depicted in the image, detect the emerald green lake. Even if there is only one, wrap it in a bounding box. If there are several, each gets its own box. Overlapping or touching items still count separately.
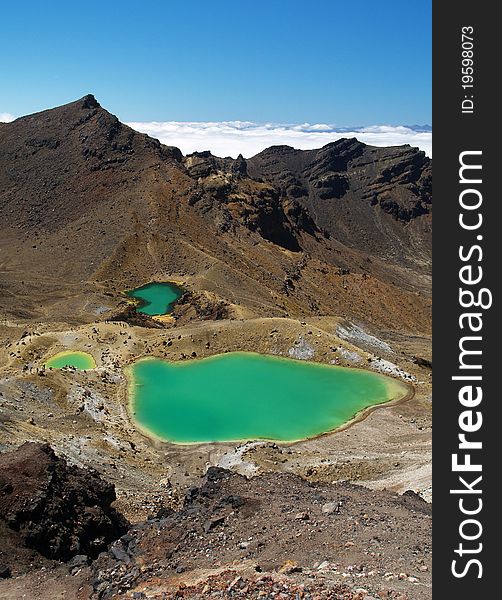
[127,352,408,444]
[45,351,96,370]
[126,282,183,316]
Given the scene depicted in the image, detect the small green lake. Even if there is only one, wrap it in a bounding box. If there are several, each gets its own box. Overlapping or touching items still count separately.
[45,351,96,370]
[127,352,408,444]
[126,282,183,316]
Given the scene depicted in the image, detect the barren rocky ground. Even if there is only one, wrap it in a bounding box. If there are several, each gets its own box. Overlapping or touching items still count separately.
[0,444,431,599]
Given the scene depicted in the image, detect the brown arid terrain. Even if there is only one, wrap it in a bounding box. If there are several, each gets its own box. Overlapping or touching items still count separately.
[0,444,431,600]
[0,96,431,598]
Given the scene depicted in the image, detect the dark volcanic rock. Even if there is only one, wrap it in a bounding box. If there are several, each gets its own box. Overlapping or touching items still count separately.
[0,446,432,598]
[414,356,433,369]
[0,442,128,562]
[90,467,432,600]
[0,563,11,579]
[81,93,100,109]
[183,147,320,251]
[184,151,248,179]
[248,138,432,270]
[0,95,182,235]
[171,291,230,322]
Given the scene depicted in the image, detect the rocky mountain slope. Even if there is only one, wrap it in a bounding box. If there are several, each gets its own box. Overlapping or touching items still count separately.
[0,95,431,334]
[0,444,431,600]
[247,139,431,270]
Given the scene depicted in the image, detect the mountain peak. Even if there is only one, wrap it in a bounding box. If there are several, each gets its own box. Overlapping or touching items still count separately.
[80,93,100,110]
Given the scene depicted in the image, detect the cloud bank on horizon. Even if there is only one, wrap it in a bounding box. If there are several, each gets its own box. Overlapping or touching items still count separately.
[126,121,432,158]
[0,112,431,157]
[0,112,16,123]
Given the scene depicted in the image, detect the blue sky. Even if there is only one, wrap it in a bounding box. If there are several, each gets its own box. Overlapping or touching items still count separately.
[1,0,431,125]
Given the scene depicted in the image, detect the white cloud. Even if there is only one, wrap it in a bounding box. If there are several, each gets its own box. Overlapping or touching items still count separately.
[0,112,16,123]
[127,120,432,158]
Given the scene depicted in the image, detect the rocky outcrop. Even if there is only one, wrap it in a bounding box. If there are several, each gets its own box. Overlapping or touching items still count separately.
[183,153,319,251]
[248,139,432,269]
[172,290,230,322]
[182,137,432,264]
[0,443,128,566]
[89,466,431,599]
[184,150,247,178]
[0,446,431,598]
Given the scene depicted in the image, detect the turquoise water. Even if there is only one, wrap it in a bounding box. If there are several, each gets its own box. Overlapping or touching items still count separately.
[126,282,183,316]
[127,352,407,443]
[45,351,96,370]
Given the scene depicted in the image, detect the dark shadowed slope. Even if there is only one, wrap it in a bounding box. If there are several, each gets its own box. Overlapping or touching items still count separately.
[248,139,432,271]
